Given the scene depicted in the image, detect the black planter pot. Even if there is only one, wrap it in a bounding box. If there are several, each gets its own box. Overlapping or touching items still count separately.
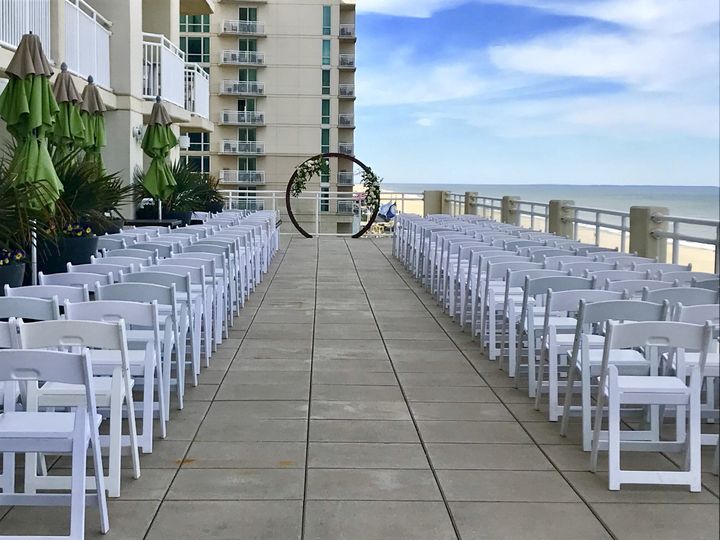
[0,263,26,294]
[135,206,193,226]
[165,210,193,226]
[206,201,224,214]
[38,236,99,275]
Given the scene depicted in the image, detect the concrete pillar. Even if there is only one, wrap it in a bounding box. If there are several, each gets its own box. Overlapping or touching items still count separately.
[548,200,575,238]
[143,0,181,45]
[465,192,477,216]
[49,0,65,64]
[104,110,145,218]
[441,191,452,215]
[501,196,521,225]
[423,190,444,217]
[630,206,668,261]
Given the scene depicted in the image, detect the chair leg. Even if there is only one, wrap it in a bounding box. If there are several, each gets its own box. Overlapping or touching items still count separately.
[688,391,702,492]
[560,362,578,438]
[90,422,110,534]
[108,377,123,498]
[69,422,89,540]
[607,385,621,490]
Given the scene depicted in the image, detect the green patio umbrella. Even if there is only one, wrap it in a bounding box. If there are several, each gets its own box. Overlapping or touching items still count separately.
[141,97,177,212]
[0,32,62,209]
[80,75,107,168]
[50,62,85,155]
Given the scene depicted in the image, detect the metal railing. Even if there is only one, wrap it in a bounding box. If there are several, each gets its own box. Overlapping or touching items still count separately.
[471,196,503,221]
[339,53,355,68]
[338,143,354,155]
[184,63,209,118]
[220,110,264,125]
[338,114,354,127]
[517,200,549,232]
[218,170,265,185]
[339,83,355,97]
[219,140,265,154]
[654,214,720,271]
[64,0,111,88]
[221,49,265,65]
[379,192,424,215]
[565,205,630,252]
[337,200,354,214]
[339,24,355,38]
[221,19,265,35]
[337,171,355,185]
[0,0,51,55]
[220,80,265,95]
[142,32,185,107]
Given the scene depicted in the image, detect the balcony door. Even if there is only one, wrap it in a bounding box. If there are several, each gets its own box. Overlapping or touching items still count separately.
[237,99,256,112]
[237,128,257,142]
[239,7,257,22]
[238,157,257,172]
[238,68,257,82]
[238,38,257,52]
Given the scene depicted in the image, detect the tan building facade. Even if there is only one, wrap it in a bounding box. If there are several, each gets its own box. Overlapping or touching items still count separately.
[179,0,357,233]
[0,0,214,216]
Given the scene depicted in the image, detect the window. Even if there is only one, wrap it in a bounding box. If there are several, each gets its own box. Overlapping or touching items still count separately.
[322,39,331,65]
[180,37,210,63]
[237,98,256,112]
[238,157,257,171]
[238,128,257,142]
[321,99,330,125]
[180,15,209,33]
[183,155,210,175]
[239,68,257,82]
[322,5,332,35]
[321,70,330,95]
[321,186,329,212]
[186,132,210,152]
[239,7,257,21]
[321,128,330,154]
[238,38,257,52]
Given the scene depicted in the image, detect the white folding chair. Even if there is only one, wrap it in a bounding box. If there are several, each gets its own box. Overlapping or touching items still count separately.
[0,296,60,321]
[590,321,713,491]
[0,348,109,539]
[39,271,113,288]
[4,284,89,303]
[0,319,19,494]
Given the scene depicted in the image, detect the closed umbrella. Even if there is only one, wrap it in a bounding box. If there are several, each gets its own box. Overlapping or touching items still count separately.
[141,97,177,218]
[80,75,107,168]
[51,62,85,155]
[0,32,62,209]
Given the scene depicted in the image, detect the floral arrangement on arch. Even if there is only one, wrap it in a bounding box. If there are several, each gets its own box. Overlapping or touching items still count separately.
[292,156,382,210]
[0,248,26,266]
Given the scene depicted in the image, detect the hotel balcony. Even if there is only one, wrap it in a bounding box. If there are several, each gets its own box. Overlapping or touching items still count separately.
[337,171,355,186]
[339,84,355,99]
[336,200,355,214]
[219,140,265,155]
[220,80,265,96]
[218,170,266,185]
[0,0,112,89]
[221,49,265,66]
[338,114,355,128]
[184,64,210,119]
[339,24,356,40]
[142,33,187,108]
[221,20,265,35]
[219,110,265,125]
[339,53,355,70]
[338,142,354,155]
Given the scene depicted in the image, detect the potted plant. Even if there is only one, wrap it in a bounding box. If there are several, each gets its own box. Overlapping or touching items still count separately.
[202,175,225,214]
[134,161,219,224]
[38,153,133,273]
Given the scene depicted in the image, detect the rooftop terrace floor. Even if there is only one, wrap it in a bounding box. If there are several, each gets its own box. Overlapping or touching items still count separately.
[1,237,718,539]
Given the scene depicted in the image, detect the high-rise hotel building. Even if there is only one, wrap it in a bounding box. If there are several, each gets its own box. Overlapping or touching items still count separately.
[179,0,357,233]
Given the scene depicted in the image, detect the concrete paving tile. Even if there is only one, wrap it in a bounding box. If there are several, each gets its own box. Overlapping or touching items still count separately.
[308,442,429,469]
[309,420,421,443]
[593,503,719,540]
[427,443,554,470]
[304,501,456,540]
[311,400,410,420]
[244,323,313,340]
[417,420,532,443]
[183,383,219,401]
[409,402,514,421]
[315,309,375,323]
[438,469,580,502]
[254,308,314,324]
[504,402,553,422]
[494,386,536,403]
[204,400,308,419]
[311,384,404,401]
[451,502,612,540]
[115,468,176,500]
[397,372,486,387]
[564,471,718,503]
[167,468,304,500]
[393,359,480,374]
[306,468,442,501]
[314,323,381,340]
[238,338,312,359]
[313,339,388,360]
[165,401,211,441]
[542,444,678,473]
[196,416,307,442]
[196,369,226,384]
[521,420,584,445]
[184,441,306,469]
[230,358,312,371]
[312,358,394,372]
[312,370,398,385]
[217,378,309,400]
[146,501,302,540]
[222,370,310,384]
[403,385,499,403]
[0,501,160,539]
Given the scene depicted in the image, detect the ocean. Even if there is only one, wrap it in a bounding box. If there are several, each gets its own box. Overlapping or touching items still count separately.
[382,184,719,222]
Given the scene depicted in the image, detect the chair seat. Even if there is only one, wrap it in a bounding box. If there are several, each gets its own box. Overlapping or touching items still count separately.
[608,375,690,396]
[0,411,102,438]
[550,333,604,348]
[683,352,720,377]
[40,378,134,407]
[90,349,152,370]
[532,316,577,329]
[584,348,648,367]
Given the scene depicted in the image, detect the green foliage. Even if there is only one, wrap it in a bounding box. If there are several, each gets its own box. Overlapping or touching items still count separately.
[292,157,330,198]
[135,160,223,212]
[361,167,382,209]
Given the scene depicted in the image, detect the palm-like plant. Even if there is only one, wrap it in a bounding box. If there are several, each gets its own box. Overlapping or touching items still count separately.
[135,160,223,212]
[0,154,46,254]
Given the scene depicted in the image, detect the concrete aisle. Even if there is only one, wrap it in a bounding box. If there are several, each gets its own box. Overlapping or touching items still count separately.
[1,237,717,539]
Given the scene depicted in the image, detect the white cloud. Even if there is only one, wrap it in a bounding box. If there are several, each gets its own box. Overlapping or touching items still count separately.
[357,0,468,18]
[415,117,435,127]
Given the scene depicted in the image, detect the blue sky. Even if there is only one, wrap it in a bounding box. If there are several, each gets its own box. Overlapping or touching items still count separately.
[353,0,720,185]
